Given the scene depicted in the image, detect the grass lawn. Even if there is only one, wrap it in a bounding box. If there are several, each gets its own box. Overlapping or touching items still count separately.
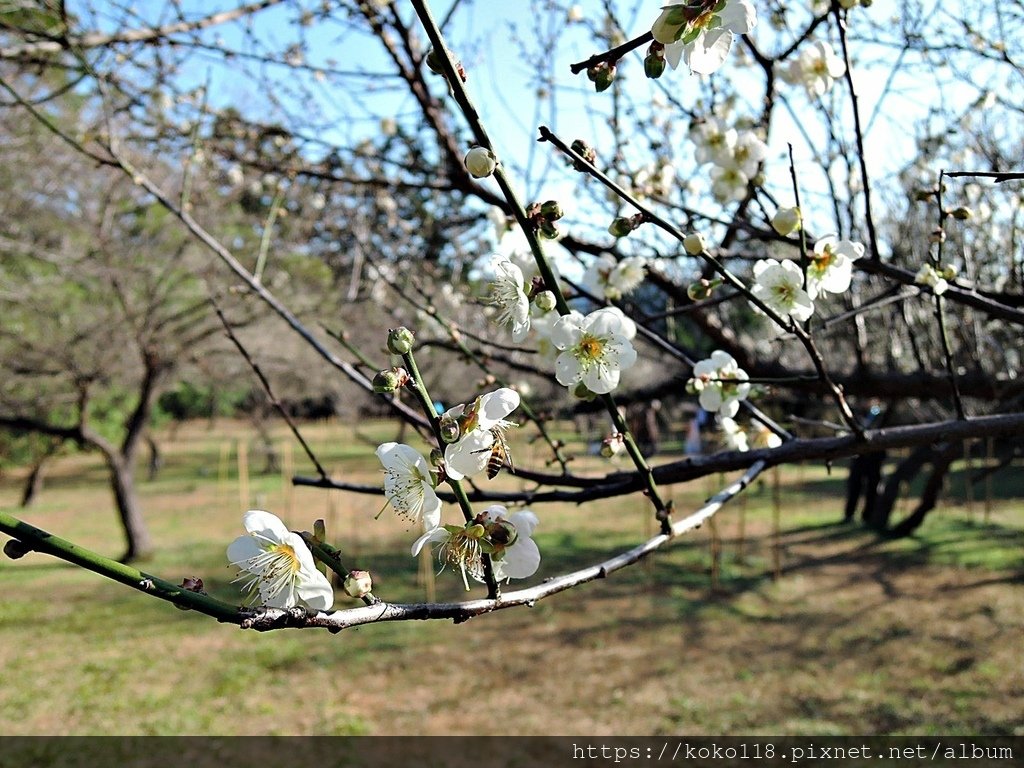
[0,419,1021,735]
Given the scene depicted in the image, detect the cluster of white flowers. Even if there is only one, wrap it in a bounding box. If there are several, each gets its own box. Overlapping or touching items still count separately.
[377,389,542,590]
[718,417,783,452]
[691,118,768,204]
[915,264,950,295]
[779,41,846,97]
[651,0,757,75]
[688,350,751,418]
[748,235,864,327]
[582,254,648,300]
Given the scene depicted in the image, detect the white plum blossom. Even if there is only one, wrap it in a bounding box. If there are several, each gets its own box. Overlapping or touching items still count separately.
[442,388,520,481]
[783,40,846,97]
[729,130,768,177]
[487,255,530,342]
[376,442,442,531]
[751,422,783,449]
[550,308,638,395]
[691,117,737,166]
[750,258,815,323]
[412,524,484,590]
[652,0,758,75]
[710,164,750,203]
[806,235,864,299]
[688,350,751,418]
[412,506,541,590]
[227,510,334,610]
[582,254,648,300]
[915,264,949,295]
[718,416,749,452]
[480,505,541,581]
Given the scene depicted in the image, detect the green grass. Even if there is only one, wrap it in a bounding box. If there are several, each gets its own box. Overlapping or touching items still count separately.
[0,420,1021,735]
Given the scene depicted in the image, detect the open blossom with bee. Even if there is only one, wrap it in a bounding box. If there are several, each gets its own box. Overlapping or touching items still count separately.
[412,504,540,590]
[439,388,520,481]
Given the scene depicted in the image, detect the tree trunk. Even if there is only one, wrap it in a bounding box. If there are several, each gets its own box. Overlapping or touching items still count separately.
[107,452,155,562]
[867,442,957,538]
[889,445,958,537]
[145,434,162,481]
[20,454,49,507]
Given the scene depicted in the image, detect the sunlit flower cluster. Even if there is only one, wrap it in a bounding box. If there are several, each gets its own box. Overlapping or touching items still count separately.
[372,389,541,590]
[780,40,846,97]
[651,0,758,75]
[688,350,751,418]
[691,118,767,204]
[915,264,949,295]
[582,254,648,300]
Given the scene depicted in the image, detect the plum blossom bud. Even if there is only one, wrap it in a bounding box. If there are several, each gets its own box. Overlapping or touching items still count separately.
[343,570,373,599]
[684,232,706,255]
[600,432,626,458]
[439,415,461,444]
[929,228,947,244]
[570,139,597,171]
[771,206,802,236]
[644,43,666,79]
[571,382,599,401]
[534,290,557,312]
[940,264,958,281]
[608,217,636,238]
[425,47,446,74]
[566,4,584,22]
[386,327,416,354]
[587,62,616,92]
[687,278,719,301]
[540,200,564,221]
[465,146,497,178]
[950,206,973,220]
[538,219,560,240]
[373,366,409,393]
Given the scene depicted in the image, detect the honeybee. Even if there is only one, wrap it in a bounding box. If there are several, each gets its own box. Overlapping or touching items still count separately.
[474,425,514,479]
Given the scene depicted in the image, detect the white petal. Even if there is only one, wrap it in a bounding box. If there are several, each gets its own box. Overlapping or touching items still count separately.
[549,312,584,350]
[226,535,263,569]
[411,527,448,557]
[507,510,539,537]
[700,388,723,411]
[664,41,684,70]
[444,429,493,480]
[555,351,581,387]
[718,0,757,34]
[583,362,619,394]
[420,486,442,531]
[686,30,734,75]
[477,388,521,427]
[241,509,290,543]
[499,536,540,579]
[295,567,335,611]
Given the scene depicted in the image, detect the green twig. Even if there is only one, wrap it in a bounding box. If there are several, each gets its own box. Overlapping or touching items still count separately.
[0,511,241,622]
